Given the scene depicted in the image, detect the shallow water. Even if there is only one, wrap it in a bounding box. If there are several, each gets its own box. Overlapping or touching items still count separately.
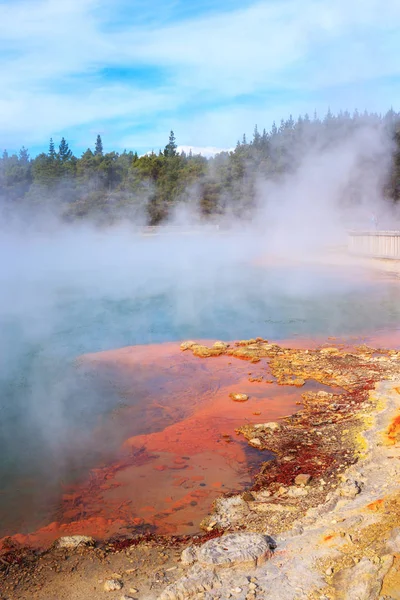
[1,234,400,541]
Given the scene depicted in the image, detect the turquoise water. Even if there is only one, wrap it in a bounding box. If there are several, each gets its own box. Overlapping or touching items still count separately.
[1,232,400,536]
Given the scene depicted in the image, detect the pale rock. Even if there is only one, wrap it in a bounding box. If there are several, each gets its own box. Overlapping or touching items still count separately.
[294,474,312,486]
[104,579,123,592]
[230,393,249,402]
[56,535,95,549]
[254,422,281,432]
[180,340,196,351]
[249,438,262,447]
[253,503,296,513]
[339,479,363,498]
[181,546,197,565]
[213,341,229,350]
[335,556,393,600]
[386,527,400,552]
[189,533,276,568]
[248,582,257,590]
[287,486,308,498]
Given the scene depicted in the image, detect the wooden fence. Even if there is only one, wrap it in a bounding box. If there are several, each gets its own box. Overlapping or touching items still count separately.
[348,231,400,259]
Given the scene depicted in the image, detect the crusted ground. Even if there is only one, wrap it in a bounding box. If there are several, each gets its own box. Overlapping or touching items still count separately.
[2,339,400,600]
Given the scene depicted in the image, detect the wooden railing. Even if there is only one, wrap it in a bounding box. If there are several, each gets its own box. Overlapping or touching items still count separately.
[348,231,400,259]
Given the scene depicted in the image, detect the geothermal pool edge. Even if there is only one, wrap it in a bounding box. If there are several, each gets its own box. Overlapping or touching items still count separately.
[2,337,400,599]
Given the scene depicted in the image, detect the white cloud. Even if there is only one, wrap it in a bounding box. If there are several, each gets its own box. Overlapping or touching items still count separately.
[0,0,399,149]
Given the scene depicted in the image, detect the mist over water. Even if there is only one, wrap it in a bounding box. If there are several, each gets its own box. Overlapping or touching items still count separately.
[1,225,400,535]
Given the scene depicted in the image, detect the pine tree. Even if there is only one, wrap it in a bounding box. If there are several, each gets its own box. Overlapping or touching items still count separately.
[19,146,29,164]
[324,107,333,122]
[2,150,8,160]
[49,138,56,159]
[58,137,72,162]
[95,134,103,156]
[164,131,177,157]
[253,124,261,147]
[271,121,277,136]
[242,133,247,145]
[287,114,295,129]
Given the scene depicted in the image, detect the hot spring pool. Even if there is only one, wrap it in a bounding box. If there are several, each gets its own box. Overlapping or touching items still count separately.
[1,231,400,541]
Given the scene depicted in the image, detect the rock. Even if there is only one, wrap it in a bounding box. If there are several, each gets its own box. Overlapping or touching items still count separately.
[229,393,249,402]
[386,527,400,552]
[206,520,218,531]
[242,491,255,502]
[213,341,229,350]
[253,503,296,513]
[104,579,123,592]
[339,479,363,498]
[249,438,262,447]
[248,582,257,590]
[199,533,276,567]
[183,533,276,569]
[320,347,340,354]
[254,422,281,432]
[295,474,312,486]
[121,596,136,600]
[181,545,198,566]
[56,535,95,549]
[231,588,242,594]
[334,556,393,599]
[180,340,196,351]
[287,486,308,498]
[158,566,219,600]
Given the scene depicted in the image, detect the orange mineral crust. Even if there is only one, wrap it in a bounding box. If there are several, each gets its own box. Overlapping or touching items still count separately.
[1,341,302,549]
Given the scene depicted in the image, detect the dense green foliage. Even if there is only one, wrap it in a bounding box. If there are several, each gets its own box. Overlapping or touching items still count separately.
[1,110,399,225]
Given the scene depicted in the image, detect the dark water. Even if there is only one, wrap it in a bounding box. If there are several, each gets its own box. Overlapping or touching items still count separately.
[1,235,400,535]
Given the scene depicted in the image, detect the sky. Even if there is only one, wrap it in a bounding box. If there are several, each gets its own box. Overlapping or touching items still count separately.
[0,0,400,158]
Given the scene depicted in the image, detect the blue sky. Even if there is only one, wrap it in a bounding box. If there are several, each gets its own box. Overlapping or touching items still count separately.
[0,0,400,157]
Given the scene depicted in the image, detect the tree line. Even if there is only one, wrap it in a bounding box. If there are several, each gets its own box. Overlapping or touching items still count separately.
[0,109,399,225]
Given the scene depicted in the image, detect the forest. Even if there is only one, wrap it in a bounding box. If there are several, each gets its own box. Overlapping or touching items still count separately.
[0,108,399,225]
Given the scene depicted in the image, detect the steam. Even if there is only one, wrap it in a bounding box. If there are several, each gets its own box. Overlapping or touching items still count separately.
[0,115,399,536]
[255,122,395,255]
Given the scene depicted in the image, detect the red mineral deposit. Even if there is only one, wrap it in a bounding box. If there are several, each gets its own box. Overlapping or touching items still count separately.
[1,341,304,551]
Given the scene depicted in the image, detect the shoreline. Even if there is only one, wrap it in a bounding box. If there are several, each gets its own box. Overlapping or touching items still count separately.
[2,337,400,599]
